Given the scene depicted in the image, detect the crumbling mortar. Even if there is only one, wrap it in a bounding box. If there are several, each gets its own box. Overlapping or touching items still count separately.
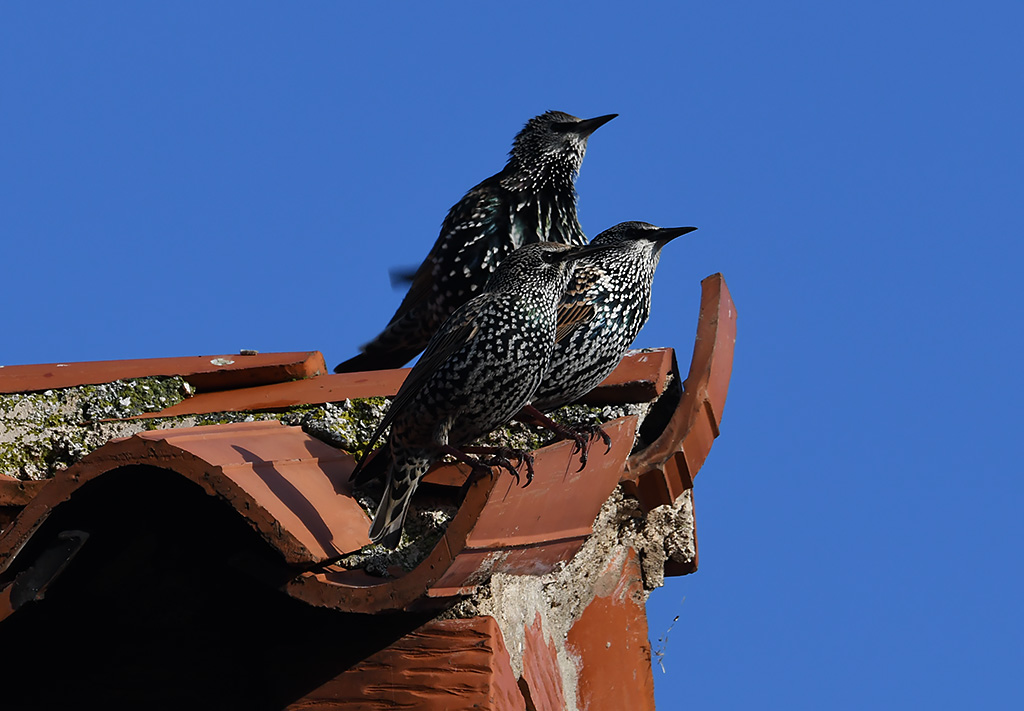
[332,403,650,577]
[0,377,189,480]
[442,485,696,711]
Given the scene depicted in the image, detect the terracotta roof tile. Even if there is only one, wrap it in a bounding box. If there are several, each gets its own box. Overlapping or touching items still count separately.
[1,275,736,614]
[577,346,674,405]
[521,612,568,711]
[142,349,671,419]
[285,616,526,710]
[0,351,326,394]
[0,421,368,574]
[148,369,409,417]
[0,273,736,707]
[625,274,737,513]
[566,549,657,711]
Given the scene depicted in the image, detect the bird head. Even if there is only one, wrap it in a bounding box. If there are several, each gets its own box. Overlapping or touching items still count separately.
[486,241,615,294]
[508,111,617,182]
[591,222,698,255]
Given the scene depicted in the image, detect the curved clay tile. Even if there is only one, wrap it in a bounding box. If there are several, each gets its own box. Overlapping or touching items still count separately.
[0,274,736,615]
[0,421,370,571]
[624,274,736,507]
[288,416,636,613]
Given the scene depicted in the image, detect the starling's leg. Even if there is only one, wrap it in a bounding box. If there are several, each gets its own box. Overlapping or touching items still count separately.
[440,445,496,483]
[462,445,536,487]
[441,445,532,486]
[518,405,612,471]
[349,444,389,485]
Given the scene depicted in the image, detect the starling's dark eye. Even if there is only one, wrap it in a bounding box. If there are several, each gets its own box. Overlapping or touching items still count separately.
[540,250,559,264]
[549,122,574,134]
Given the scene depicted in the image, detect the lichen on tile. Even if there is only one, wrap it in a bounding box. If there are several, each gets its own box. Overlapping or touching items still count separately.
[0,377,189,480]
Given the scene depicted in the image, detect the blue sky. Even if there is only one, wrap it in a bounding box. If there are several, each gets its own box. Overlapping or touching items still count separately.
[3,2,1022,708]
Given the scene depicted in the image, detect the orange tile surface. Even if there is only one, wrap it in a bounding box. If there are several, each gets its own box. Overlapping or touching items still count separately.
[149,368,409,417]
[624,274,737,519]
[285,616,527,711]
[0,421,370,573]
[0,351,327,393]
[521,613,567,711]
[567,549,657,711]
[577,347,674,405]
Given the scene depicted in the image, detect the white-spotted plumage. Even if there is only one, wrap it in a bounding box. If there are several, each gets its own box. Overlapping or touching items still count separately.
[359,240,613,549]
[335,111,617,374]
[531,222,698,412]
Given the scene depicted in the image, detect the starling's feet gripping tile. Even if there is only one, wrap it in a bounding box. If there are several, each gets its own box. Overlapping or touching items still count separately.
[570,422,614,466]
[446,445,536,487]
[462,446,536,486]
[519,405,610,472]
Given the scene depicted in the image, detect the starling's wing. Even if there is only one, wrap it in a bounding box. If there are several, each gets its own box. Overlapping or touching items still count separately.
[387,177,510,326]
[388,299,486,414]
[434,184,512,284]
[336,176,512,374]
[554,266,605,343]
[351,298,489,477]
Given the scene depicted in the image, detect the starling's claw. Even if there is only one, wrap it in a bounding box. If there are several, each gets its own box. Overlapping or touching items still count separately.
[462,445,536,487]
[469,461,495,482]
[575,438,590,472]
[516,405,613,472]
[580,423,613,455]
[521,451,536,487]
[576,423,613,467]
[482,454,522,484]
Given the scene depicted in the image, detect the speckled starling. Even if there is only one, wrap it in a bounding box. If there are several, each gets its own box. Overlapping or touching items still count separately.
[334,110,617,374]
[529,222,698,415]
[357,241,611,549]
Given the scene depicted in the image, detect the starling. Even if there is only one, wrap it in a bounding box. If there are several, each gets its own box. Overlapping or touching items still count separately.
[526,221,698,421]
[334,110,617,374]
[357,241,611,549]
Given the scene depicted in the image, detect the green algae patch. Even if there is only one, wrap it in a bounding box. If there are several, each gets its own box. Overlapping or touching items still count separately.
[0,376,397,483]
[0,377,189,480]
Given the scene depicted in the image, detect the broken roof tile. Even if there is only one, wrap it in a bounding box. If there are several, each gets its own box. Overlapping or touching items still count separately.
[521,613,568,711]
[566,548,657,711]
[577,347,674,405]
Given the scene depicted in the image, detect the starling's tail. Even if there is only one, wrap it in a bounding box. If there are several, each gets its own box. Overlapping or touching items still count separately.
[369,508,406,550]
[335,296,445,373]
[333,313,437,373]
[333,346,424,374]
[350,443,390,485]
[368,456,430,550]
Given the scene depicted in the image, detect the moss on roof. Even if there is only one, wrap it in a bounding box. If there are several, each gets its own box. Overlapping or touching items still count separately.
[1,375,643,485]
